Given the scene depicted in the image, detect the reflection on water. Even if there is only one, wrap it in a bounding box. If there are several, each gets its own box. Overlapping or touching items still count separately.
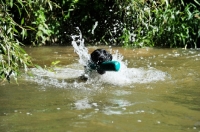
[0,47,200,132]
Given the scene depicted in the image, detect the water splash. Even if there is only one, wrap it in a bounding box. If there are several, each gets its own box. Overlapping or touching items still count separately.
[71,28,90,66]
[25,29,168,88]
[70,30,167,86]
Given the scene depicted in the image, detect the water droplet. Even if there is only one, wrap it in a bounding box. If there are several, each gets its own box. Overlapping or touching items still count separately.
[92,103,98,107]
[122,107,126,110]
[26,112,32,115]
[157,121,161,124]
[57,108,61,110]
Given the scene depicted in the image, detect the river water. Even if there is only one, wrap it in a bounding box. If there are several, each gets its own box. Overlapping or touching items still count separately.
[0,46,200,132]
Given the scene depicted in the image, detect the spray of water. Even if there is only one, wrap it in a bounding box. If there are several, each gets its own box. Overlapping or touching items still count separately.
[70,29,167,86]
[71,28,90,66]
[26,28,168,88]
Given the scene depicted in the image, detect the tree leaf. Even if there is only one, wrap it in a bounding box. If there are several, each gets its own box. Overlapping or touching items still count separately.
[194,0,200,6]
[21,18,24,25]
[7,28,12,34]
[14,3,22,17]
[24,26,36,31]
[48,1,53,11]
[10,0,13,8]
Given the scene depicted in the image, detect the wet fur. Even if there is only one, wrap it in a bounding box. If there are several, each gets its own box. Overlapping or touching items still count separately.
[90,49,112,74]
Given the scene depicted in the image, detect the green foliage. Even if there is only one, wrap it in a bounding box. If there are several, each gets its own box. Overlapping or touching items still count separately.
[122,0,200,48]
[143,0,200,48]
[2,0,199,48]
[0,0,32,82]
[32,7,52,45]
[0,41,31,83]
[46,60,61,72]
[101,0,200,48]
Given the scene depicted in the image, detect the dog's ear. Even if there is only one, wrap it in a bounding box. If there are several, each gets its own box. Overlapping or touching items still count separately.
[91,49,100,63]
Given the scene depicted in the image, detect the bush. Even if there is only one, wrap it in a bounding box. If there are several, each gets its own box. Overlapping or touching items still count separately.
[2,0,199,48]
[141,0,200,48]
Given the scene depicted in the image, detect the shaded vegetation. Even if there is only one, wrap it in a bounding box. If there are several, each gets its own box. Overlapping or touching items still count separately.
[1,0,200,47]
[0,0,200,81]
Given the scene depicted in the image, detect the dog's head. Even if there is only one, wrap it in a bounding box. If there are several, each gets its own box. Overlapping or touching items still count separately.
[90,49,112,74]
[91,49,112,65]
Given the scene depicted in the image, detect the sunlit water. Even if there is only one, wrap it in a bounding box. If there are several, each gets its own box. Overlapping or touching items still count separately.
[0,44,200,131]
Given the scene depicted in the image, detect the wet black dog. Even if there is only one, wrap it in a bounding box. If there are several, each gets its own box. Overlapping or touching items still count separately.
[90,49,112,74]
[80,49,112,80]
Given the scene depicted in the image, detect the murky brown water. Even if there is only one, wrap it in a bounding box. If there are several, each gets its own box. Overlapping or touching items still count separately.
[0,46,200,132]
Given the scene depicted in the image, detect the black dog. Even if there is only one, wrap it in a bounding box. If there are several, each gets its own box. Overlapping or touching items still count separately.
[80,49,112,80]
[90,49,112,74]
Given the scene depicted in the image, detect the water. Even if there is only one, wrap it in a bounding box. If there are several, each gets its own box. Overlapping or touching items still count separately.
[0,44,200,131]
